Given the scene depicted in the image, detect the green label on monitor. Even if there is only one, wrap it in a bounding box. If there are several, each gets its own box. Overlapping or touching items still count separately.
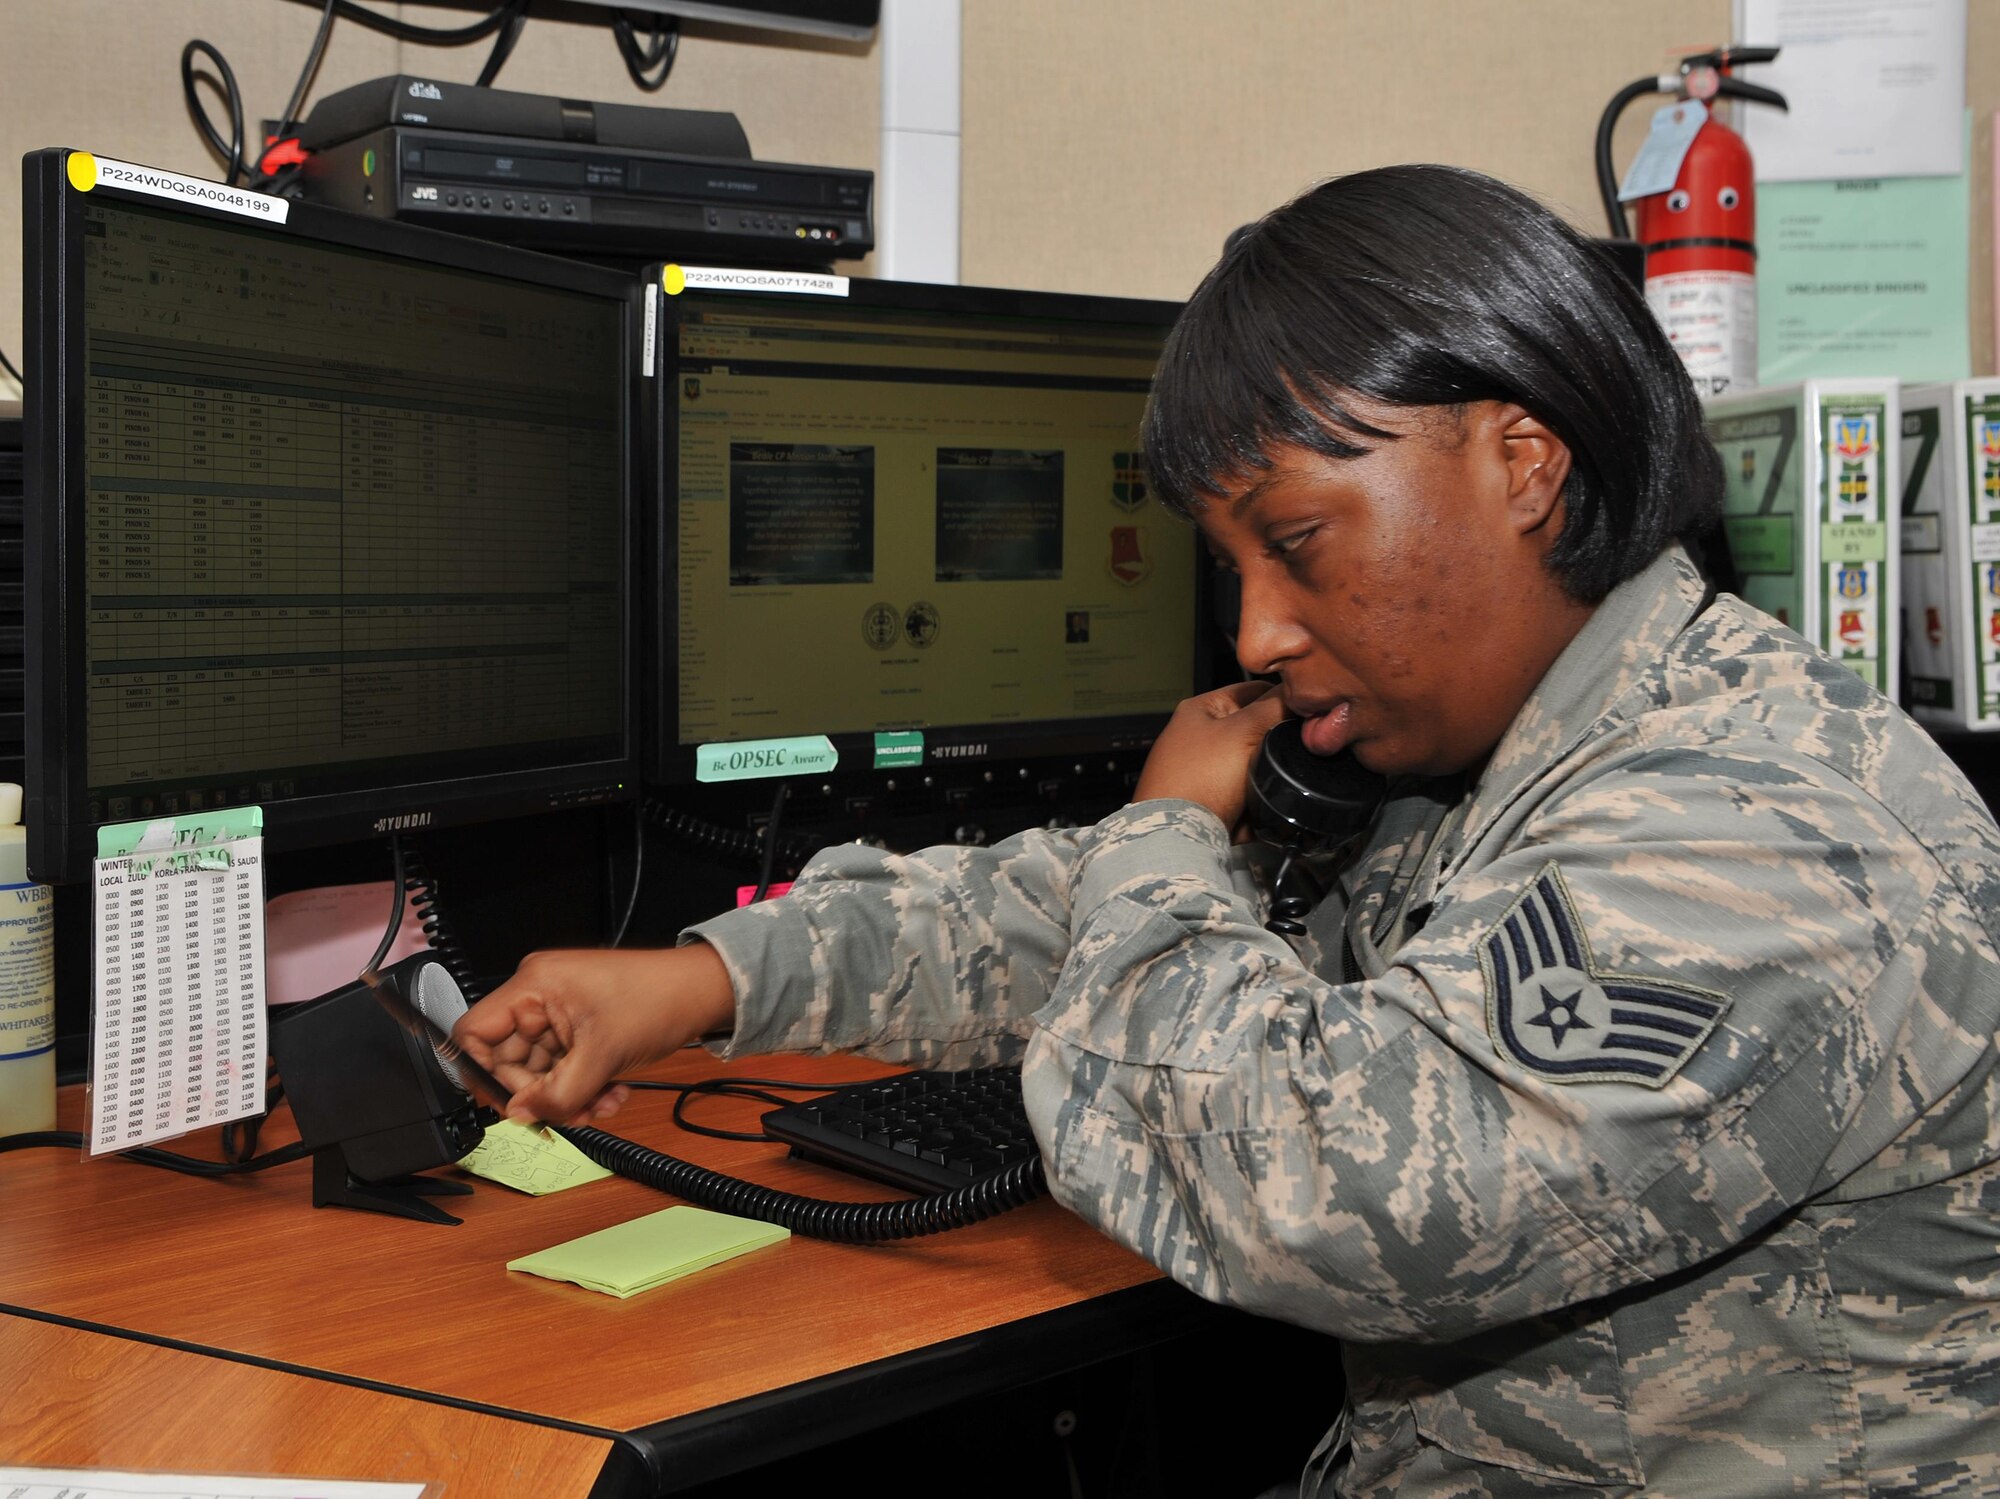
[96,806,263,858]
[873,731,923,769]
[1821,522,1889,564]
[1722,514,1796,574]
[695,736,838,783]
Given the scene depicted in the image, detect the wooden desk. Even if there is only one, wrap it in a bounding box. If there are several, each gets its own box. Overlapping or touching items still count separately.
[1,1314,617,1497]
[1,1052,1202,1495]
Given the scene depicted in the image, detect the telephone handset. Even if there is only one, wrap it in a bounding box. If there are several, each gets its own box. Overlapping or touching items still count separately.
[1246,717,1388,935]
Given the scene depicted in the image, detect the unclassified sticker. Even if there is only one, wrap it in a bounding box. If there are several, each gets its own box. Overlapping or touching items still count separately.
[661,264,847,298]
[873,731,923,769]
[695,736,839,782]
[67,151,289,224]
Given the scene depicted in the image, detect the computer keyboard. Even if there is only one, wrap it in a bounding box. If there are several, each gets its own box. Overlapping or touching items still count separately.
[760,1066,1043,1196]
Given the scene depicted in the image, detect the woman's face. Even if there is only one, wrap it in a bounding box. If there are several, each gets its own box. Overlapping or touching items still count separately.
[1195,399,1591,779]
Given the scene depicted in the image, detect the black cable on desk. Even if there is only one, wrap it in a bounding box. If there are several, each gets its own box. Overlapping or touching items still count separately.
[262,834,1041,1241]
[560,1123,1047,1243]
[0,343,24,388]
[620,1074,827,1141]
[0,1131,308,1176]
[219,1066,285,1164]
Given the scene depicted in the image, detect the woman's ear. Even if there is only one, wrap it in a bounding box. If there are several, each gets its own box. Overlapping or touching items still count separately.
[1491,404,1572,536]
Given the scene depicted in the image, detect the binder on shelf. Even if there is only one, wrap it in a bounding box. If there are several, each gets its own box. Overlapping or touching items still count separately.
[1705,379,1901,696]
[1899,378,2000,732]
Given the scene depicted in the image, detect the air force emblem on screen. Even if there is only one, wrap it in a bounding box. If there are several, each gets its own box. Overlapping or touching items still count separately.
[1480,864,1729,1088]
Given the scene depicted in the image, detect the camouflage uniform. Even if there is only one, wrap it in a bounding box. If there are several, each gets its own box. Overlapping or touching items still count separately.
[688,545,2000,1497]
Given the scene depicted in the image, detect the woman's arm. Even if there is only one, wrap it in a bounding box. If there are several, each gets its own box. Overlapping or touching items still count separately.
[1026,747,1989,1344]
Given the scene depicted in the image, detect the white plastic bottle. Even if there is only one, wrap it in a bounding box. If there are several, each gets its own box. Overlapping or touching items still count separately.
[0,782,56,1135]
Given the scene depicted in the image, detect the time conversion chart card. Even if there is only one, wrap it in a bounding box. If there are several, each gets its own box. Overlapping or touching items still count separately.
[89,807,267,1155]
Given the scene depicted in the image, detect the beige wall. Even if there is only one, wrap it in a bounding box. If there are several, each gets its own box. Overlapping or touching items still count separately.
[2,0,1991,384]
[964,0,1997,377]
[0,0,878,386]
[962,0,1728,293]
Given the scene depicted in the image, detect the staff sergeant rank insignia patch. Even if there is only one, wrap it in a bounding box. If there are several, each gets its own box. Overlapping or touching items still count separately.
[1480,863,1728,1088]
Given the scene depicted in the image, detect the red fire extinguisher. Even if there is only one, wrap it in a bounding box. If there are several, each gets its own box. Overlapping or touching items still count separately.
[1596,47,1788,397]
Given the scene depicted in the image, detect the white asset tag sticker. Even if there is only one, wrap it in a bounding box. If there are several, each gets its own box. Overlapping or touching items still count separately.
[68,151,290,224]
[643,280,659,377]
[661,263,848,298]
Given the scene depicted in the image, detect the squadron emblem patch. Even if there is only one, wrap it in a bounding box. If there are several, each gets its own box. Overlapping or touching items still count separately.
[1481,863,1728,1088]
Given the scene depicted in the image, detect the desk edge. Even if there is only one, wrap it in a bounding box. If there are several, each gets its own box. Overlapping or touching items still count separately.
[0,1301,654,1497]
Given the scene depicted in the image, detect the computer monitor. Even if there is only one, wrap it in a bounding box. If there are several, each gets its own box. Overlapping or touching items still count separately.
[22,150,641,883]
[647,274,1208,812]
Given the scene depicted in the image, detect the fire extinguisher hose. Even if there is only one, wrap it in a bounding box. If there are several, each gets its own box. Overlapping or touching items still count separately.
[1595,74,1672,239]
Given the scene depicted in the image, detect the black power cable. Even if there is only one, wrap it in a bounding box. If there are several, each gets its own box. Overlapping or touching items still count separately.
[181,0,535,196]
[180,39,247,186]
[475,0,532,86]
[271,0,339,144]
[218,1065,286,1164]
[301,0,527,45]
[0,1130,309,1175]
[0,344,23,390]
[749,782,791,904]
[609,800,647,947]
[612,8,680,90]
[620,1074,828,1140]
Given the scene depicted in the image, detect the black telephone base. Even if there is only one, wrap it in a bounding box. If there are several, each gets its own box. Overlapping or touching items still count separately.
[310,1147,473,1225]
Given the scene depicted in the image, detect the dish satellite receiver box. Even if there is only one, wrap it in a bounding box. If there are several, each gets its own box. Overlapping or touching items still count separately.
[297,75,873,263]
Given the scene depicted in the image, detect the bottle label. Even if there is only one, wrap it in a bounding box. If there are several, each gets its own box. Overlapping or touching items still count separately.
[0,881,56,1059]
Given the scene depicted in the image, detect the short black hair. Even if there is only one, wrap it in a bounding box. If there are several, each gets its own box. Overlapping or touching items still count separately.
[1143,165,1723,603]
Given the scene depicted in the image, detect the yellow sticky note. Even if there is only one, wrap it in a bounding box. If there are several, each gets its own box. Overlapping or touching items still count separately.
[507,1206,790,1299]
[457,1119,612,1196]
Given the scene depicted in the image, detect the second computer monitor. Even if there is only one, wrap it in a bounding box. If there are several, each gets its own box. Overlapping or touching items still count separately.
[649,274,1198,787]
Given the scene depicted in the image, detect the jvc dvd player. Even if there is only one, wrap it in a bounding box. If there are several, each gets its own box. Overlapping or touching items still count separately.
[296,76,872,264]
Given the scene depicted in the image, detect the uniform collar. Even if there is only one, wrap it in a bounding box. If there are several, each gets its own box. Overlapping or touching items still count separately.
[1446,544,1707,872]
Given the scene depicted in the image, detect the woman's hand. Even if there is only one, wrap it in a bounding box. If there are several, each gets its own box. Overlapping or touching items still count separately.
[450,943,736,1126]
[1130,681,1289,836]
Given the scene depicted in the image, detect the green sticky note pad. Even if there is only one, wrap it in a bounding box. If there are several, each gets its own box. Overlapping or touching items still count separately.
[458,1120,612,1196]
[507,1206,790,1298]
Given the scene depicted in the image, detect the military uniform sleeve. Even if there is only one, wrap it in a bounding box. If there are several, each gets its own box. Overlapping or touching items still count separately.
[1028,749,1997,1345]
[684,822,1274,1071]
